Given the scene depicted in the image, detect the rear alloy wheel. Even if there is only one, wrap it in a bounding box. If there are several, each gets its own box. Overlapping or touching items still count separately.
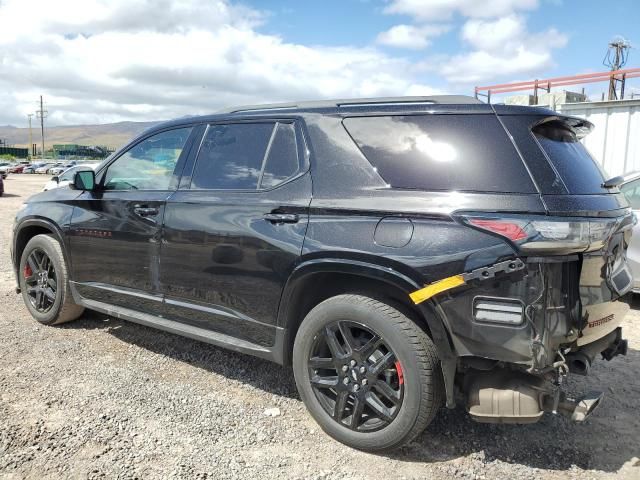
[293,294,443,452]
[19,234,84,325]
[308,320,404,432]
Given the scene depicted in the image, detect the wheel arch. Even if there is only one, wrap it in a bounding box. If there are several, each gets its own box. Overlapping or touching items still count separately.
[278,258,458,407]
[13,218,70,285]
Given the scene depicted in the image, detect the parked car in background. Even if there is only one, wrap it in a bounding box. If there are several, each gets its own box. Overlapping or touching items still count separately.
[43,164,96,191]
[10,164,27,173]
[21,163,41,174]
[10,96,634,452]
[619,172,640,292]
[49,163,77,176]
[35,164,54,174]
[45,163,63,174]
[0,162,11,177]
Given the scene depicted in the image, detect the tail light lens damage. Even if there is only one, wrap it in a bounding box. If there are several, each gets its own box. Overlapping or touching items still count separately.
[466,215,627,255]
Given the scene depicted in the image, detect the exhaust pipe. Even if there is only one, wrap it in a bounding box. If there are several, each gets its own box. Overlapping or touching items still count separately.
[566,328,627,376]
[566,352,591,375]
[556,391,604,422]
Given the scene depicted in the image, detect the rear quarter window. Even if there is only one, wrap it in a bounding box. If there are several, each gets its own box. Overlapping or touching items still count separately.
[532,120,607,194]
[342,114,536,193]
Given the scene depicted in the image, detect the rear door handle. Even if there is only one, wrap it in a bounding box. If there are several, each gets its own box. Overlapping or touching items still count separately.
[264,213,299,224]
[133,205,159,217]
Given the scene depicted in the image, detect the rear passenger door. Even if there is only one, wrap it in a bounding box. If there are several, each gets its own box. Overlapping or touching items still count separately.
[160,120,312,347]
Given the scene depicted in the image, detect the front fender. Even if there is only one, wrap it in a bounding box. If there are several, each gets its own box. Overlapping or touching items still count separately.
[12,217,73,285]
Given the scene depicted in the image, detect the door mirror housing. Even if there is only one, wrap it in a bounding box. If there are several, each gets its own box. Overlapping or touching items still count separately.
[51,176,59,183]
[73,170,96,191]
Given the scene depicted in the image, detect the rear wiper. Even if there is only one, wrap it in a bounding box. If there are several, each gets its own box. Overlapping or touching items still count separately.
[602,175,624,189]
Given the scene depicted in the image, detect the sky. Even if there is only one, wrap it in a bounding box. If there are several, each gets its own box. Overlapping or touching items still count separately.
[0,0,638,127]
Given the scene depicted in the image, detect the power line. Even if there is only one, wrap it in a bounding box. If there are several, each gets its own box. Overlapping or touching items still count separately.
[27,113,34,159]
[35,95,47,160]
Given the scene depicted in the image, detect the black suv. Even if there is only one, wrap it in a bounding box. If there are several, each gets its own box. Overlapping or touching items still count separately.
[11,96,633,451]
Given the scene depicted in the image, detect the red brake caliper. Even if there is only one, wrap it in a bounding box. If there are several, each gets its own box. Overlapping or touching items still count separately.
[23,264,33,278]
[395,360,404,386]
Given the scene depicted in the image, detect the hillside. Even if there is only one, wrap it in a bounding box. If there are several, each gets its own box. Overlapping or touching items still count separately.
[0,121,160,151]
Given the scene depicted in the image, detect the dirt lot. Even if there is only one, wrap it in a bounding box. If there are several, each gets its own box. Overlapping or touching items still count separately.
[0,174,639,480]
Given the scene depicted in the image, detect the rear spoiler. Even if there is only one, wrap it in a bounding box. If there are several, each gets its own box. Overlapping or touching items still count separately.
[532,115,594,139]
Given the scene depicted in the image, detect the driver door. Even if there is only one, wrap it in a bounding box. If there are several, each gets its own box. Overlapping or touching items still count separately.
[68,126,197,314]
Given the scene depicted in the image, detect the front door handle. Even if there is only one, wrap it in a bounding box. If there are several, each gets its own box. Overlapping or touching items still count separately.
[133,205,159,217]
[264,213,299,224]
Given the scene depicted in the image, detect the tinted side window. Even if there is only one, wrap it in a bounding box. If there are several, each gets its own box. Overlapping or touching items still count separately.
[343,115,536,193]
[104,127,192,191]
[192,123,273,190]
[260,122,299,189]
[533,120,607,194]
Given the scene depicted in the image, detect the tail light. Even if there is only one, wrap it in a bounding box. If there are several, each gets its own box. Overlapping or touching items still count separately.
[465,215,622,254]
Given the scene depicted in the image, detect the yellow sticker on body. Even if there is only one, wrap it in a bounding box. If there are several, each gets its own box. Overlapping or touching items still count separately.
[409,275,466,305]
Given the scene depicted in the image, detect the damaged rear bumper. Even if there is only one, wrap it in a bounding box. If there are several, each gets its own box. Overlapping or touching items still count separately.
[464,326,627,424]
[414,243,632,423]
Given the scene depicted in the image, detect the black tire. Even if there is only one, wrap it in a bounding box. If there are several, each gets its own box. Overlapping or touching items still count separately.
[18,234,84,325]
[293,294,443,452]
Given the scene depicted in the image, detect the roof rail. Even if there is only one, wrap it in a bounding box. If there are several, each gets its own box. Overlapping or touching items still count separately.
[217,95,481,114]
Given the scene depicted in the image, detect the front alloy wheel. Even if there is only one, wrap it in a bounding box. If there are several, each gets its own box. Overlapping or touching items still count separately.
[23,248,57,313]
[19,234,84,325]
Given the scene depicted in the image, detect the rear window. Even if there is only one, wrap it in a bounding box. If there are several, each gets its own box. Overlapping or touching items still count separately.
[192,123,273,190]
[260,122,299,189]
[342,114,536,193]
[533,120,606,194]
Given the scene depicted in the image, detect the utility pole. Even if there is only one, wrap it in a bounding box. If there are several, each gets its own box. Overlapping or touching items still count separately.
[603,37,631,100]
[35,95,47,160]
[27,113,34,159]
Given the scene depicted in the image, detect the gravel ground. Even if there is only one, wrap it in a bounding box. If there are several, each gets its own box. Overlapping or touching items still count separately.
[0,174,639,480]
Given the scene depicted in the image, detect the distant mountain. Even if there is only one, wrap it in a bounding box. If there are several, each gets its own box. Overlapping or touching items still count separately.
[0,121,160,151]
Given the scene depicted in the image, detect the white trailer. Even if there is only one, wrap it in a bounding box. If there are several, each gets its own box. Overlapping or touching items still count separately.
[556,99,640,176]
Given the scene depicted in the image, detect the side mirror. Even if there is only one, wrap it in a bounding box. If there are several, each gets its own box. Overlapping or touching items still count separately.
[51,176,59,183]
[72,170,96,191]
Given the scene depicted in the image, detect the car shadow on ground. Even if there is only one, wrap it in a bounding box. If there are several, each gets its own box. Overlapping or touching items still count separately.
[391,365,640,472]
[629,294,640,310]
[390,345,640,473]
[62,309,640,474]
[61,309,300,399]
[0,193,20,198]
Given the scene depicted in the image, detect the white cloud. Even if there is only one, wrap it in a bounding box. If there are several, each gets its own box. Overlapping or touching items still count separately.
[439,15,567,84]
[0,0,443,126]
[376,24,450,49]
[461,15,525,51]
[380,1,566,86]
[383,0,539,21]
